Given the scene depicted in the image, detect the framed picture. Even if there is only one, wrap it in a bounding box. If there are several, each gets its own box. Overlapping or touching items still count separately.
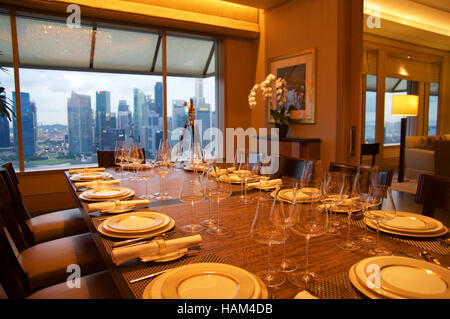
[268,48,316,124]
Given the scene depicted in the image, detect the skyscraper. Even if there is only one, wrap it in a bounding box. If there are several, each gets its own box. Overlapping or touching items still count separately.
[172,100,187,129]
[133,88,146,145]
[68,91,93,156]
[117,100,132,142]
[95,90,111,149]
[155,82,163,118]
[0,115,10,147]
[13,92,37,156]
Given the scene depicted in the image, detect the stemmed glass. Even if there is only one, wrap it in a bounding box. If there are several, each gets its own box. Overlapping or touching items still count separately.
[353,165,379,245]
[288,200,328,288]
[114,141,128,180]
[201,151,218,228]
[365,185,396,256]
[236,153,259,204]
[154,140,174,200]
[205,175,232,236]
[250,197,287,287]
[179,176,204,233]
[138,153,154,200]
[271,183,299,273]
[335,173,363,251]
[322,172,343,234]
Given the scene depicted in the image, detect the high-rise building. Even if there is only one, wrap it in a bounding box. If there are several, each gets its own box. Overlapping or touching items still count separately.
[101,128,125,151]
[117,100,132,142]
[133,88,146,146]
[155,82,163,118]
[67,91,94,156]
[0,115,10,147]
[12,92,37,156]
[95,90,111,149]
[173,100,187,129]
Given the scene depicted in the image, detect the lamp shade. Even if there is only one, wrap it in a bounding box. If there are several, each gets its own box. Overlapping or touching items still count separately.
[391,95,418,116]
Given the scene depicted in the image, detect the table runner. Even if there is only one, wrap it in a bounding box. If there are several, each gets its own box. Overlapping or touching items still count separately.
[336,215,450,256]
[308,272,366,299]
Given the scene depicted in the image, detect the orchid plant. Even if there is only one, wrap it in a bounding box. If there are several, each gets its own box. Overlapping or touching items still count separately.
[248,73,290,126]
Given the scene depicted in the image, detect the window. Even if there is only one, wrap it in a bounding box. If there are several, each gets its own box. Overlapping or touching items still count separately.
[428,82,439,136]
[364,74,376,144]
[0,11,219,171]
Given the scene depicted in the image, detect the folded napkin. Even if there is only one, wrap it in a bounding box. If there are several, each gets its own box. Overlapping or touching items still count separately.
[87,199,150,212]
[280,190,310,202]
[74,179,120,190]
[247,179,282,188]
[69,167,106,174]
[111,234,202,265]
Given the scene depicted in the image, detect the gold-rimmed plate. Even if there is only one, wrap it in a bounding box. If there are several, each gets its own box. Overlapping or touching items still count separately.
[218,174,260,184]
[70,172,112,181]
[353,256,450,299]
[379,212,440,232]
[82,187,132,199]
[365,217,448,238]
[78,191,135,202]
[142,263,265,299]
[97,217,175,239]
[105,212,167,232]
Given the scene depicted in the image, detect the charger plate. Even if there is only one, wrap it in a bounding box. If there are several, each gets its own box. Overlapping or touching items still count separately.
[379,212,440,232]
[142,263,266,299]
[78,191,135,202]
[97,217,175,239]
[365,217,448,238]
[352,256,450,299]
[218,174,260,184]
[105,211,168,232]
[70,172,112,181]
[83,187,132,199]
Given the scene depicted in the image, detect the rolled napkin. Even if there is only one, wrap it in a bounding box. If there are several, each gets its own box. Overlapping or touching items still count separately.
[111,234,202,265]
[68,167,106,174]
[247,178,282,188]
[74,179,120,190]
[87,199,150,212]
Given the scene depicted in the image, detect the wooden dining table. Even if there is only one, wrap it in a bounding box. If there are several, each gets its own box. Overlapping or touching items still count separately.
[64,167,449,299]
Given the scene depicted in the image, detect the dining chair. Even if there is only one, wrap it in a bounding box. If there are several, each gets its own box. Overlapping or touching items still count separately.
[360,143,380,166]
[0,168,106,293]
[415,174,450,218]
[275,156,314,180]
[97,148,146,168]
[0,216,120,299]
[1,162,88,245]
[328,162,358,174]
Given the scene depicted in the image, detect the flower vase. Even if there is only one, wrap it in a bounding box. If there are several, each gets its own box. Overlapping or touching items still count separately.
[276,124,289,138]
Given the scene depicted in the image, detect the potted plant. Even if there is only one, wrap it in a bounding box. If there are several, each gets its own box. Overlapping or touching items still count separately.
[0,52,15,121]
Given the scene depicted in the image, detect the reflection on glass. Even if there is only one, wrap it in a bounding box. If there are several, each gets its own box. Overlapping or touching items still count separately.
[364,75,376,144]
[428,83,439,136]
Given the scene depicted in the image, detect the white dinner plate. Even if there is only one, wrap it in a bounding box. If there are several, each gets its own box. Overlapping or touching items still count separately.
[142,263,266,299]
[353,256,450,299]
[218,174,260,184]
[105,211,168,232]
[78,191,135,202]
[365,217,448,238]
[70,172,112,181]
[379,212,440,232]
[82,187,132,199]
[97,217,175,239]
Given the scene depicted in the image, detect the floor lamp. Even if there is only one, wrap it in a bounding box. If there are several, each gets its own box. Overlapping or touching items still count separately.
[392,95,418,183]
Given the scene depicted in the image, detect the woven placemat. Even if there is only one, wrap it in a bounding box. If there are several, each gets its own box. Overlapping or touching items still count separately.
[309,271,367,299]
[335,215,450,256]
[122,253,226,299]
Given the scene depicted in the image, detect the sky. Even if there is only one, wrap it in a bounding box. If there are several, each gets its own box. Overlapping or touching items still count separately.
[0,67,216,125]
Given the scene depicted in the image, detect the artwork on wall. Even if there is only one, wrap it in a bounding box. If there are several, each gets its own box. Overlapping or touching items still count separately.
[268,48,316,124]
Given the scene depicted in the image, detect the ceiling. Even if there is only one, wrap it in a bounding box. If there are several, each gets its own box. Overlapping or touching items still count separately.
[219,0,290,10]
[364,0,450,50]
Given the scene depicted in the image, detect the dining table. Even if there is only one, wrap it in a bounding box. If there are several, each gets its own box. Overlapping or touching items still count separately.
[64,167,450,299]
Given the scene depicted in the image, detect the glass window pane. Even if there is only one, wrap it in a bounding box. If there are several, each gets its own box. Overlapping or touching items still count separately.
[167,76,218,153]
[18,67,162,170]
[0,13,13,64]
[93,27,159,72]
[166,35,214,76]
[206,51,215,75]
[16,16,92,68]
[364,74,376,144]
[0,67,19,168]
[428,82,438,136]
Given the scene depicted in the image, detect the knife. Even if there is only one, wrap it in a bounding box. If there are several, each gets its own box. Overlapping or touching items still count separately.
[111,230,176,248]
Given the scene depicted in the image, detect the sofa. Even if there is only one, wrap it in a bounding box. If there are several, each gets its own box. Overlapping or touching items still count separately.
[405,134,450,179]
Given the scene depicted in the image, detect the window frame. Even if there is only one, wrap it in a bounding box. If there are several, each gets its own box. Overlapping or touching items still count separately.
[0,7,222,172]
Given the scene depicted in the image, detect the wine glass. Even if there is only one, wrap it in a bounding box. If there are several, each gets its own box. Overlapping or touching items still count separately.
[288,200,328,288]
[190,140,204,173]
[114,141,128,180]
[138,155,154,200]
[200,151,218,228]
[271,183,299,273]
[236,152,259,204]
[365,185,396,256]
[353,165,379,245]
[250,197,287,287]
[154,140,174,200]
[179,176,204,233]
[205,175,232,236]
[335,173,363,251]
[322,172,344,234]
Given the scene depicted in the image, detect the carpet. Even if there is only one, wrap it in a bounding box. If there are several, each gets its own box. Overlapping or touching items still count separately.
[391,179,418,195]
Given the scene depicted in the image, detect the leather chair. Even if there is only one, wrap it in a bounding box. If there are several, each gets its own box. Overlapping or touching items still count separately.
[275,156,314,180]
[0,215,120,299]
[415,174,450,218]
[0,168,106,293]
[97,148,146,168]
[1,162,88,245]
[328,162,358,175]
